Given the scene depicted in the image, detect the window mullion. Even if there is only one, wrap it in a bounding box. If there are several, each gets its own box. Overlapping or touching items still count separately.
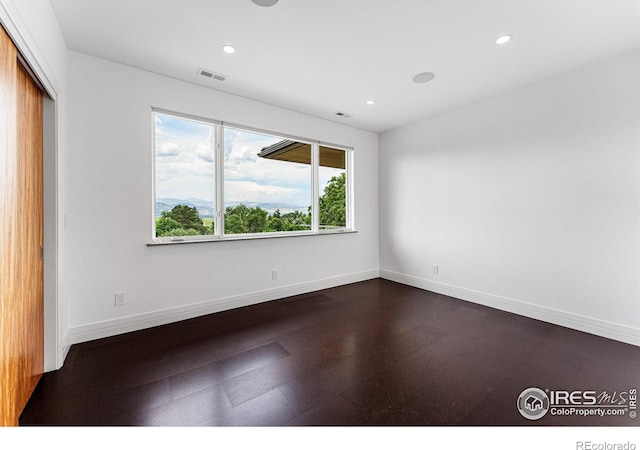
[346,149,354,230]
[311,143,319,233]
[151,112,159,240]
[215,125,224,237]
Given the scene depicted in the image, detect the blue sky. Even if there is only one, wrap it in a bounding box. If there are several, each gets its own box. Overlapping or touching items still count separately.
[155,112,342,209]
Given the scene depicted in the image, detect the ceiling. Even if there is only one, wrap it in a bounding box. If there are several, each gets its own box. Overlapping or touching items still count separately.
[49,0,640,133]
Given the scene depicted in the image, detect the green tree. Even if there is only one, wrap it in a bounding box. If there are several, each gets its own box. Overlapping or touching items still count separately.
[319,172,346,228]
[266,209,285,232]
[166,227,201,237]
[224,204,268,234]
[155,217,182,236]
[280,210,310,231]
[158,204,208,236]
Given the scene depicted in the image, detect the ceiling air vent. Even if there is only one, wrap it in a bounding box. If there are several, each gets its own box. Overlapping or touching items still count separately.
[197,68,227,82]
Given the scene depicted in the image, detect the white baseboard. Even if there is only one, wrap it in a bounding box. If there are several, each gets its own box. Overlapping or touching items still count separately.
[65,269,380,346]
[380,269,640,347]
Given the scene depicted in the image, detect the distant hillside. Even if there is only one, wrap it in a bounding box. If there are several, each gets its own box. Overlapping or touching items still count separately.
[156,198,307,218]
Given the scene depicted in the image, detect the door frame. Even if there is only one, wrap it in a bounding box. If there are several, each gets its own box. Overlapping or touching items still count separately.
[0,2,65,371]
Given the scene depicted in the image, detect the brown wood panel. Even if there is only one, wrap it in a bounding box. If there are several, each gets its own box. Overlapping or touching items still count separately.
[0,24,19,427]
[0,25,44,427]
[15,58,44,420]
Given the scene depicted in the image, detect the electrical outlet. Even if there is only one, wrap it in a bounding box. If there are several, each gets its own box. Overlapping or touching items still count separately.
[271,269,278,280]
[433,265,439,275]
[115,292,126,306]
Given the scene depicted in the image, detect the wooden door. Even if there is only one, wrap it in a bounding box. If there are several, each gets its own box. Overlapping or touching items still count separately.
[0,25,44,427]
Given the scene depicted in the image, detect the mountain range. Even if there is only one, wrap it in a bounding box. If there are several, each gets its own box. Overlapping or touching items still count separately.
[156,198,308,218]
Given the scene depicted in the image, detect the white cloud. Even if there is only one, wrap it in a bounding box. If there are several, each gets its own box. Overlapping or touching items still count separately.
[156,142,181,158]
[225,180,309,206]
[155,115,313,206]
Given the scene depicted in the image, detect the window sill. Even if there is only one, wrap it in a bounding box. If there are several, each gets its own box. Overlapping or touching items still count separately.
[147,229,357,246]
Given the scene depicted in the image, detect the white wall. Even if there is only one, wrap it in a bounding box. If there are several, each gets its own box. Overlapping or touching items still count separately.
[380,50,640,345]
[1,0,67,82]
[64,51,379,343]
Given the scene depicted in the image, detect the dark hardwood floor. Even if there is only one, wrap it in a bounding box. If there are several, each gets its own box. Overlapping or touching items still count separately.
[20,279,640,426]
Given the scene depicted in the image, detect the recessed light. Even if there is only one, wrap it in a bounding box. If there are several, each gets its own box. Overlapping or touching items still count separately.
[222,44,236,54]
[251,0,279,6]
[365,100,375,105]
[495,34,512,45]
[412,72,435,84]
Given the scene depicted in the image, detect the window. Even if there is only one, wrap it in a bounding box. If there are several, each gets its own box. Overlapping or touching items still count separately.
[154,112,216,238]
[152,109,352,242]
[224,128,312,235]
[319,146,347,230]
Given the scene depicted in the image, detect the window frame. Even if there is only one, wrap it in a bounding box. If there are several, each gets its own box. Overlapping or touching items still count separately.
[150,108,354,244]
